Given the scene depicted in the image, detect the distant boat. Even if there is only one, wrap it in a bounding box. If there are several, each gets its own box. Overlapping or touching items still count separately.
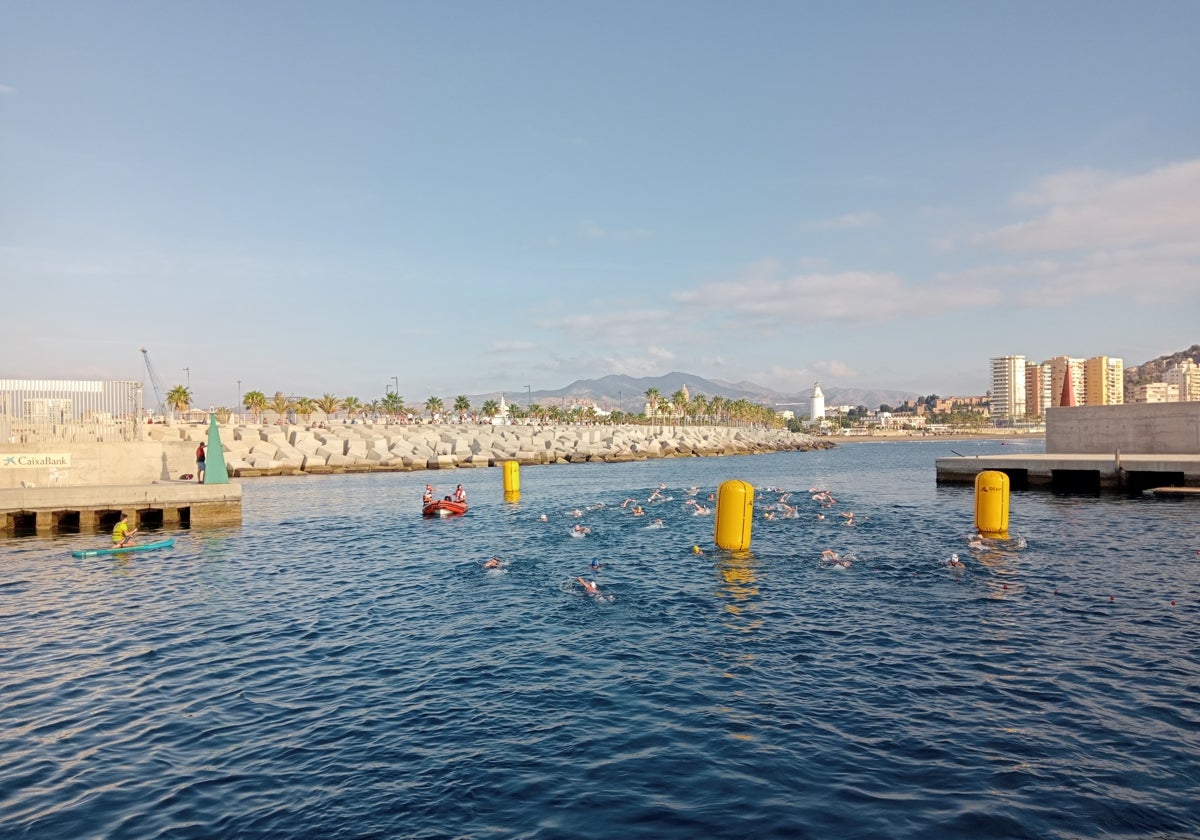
[423,500,467,518]
[72,538,176,558]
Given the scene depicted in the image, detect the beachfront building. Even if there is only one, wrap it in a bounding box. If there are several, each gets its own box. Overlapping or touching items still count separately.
[1134,383,1180,403]
[1083,356,1124,406]
[809,382,826,424]
[1163,360,1200,402]
[989,356,1027,422]
[1025,361,1051,419]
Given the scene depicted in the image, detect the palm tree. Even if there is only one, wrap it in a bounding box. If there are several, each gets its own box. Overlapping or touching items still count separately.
[367,399,382,419]
[243,390,267,423]
[381,391,405,421]
[269,391,297,423]
[644,387,660,420]
[453,395,471,422]
[528,403,544,423]
[316,393,342,421]
[425,395,444,421]
[670,389,688,426]
[296,396,316,424]
[342,396,361,421]
[166,385,192,419]
[691,394,709,425]
[481,399,500,421]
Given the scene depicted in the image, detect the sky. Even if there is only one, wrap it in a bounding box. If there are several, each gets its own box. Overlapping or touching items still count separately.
[2,1,1198,408]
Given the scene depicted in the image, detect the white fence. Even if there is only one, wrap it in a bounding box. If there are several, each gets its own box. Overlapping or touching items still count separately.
[0,379,144,443]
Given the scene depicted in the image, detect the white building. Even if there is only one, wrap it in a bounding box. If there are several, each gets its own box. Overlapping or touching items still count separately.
[989,356,1027,421]
[1164,360,1200,402]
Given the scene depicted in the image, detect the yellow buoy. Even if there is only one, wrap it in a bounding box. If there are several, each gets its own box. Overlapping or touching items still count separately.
[974,470,1010,539]
[714,479,755,551]
[503,460,520,497]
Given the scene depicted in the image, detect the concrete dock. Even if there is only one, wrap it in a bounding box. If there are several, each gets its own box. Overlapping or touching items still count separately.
[1,482,242,536]
[935,453,1200,493]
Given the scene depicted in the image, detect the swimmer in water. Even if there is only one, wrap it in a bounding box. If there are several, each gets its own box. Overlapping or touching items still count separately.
[631,505,644,517]
[590,558,602,571]
[571,524,591,536]
[577,577,600,596]
[538,514,548,522]
[946,553,965,569]
[821,549,852,568]
[483,557,502,569]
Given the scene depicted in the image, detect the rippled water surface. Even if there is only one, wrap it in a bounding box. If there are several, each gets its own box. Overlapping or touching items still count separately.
[3,439,1198,839]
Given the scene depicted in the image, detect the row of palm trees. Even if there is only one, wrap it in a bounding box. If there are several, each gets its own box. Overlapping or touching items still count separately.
[641,387,781,428]
[162,385,782,429]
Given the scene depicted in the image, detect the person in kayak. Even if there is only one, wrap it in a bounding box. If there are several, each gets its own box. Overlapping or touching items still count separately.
[112,513,138,547]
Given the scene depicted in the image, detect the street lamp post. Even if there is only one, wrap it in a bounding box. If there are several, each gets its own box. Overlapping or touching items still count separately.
[526,384,531,408]
[392,376,399,395]
[184,367,190,387]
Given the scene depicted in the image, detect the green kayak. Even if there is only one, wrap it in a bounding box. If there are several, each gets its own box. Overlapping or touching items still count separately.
[72,538,176,558]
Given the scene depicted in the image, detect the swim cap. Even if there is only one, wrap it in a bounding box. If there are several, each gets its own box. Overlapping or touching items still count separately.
[590,559,600,568]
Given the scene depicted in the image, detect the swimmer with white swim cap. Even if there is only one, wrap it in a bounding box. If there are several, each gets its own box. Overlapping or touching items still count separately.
[946,553,965,569]
[577,577,600,596]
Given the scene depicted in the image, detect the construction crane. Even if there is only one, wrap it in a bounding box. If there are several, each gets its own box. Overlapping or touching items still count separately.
[141,347,169,418]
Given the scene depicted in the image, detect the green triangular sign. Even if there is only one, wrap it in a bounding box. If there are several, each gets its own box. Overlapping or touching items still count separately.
[204,413,229,484]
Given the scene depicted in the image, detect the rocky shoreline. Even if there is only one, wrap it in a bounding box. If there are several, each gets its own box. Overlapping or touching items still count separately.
[163,422,833,477]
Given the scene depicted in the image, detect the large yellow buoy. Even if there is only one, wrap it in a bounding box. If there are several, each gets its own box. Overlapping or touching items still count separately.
[974,470,1010,539]
[714,479,755,551]
[503,460,520,498]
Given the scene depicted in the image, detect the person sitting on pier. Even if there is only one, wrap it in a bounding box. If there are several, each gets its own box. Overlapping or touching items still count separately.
[112,513,138,547]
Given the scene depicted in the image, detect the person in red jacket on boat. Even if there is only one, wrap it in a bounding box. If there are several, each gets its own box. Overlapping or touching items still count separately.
[453,484,466,504]
[423,485,434,504]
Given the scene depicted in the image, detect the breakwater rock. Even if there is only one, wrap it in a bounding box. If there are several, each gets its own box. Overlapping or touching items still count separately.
[152,423,831,477]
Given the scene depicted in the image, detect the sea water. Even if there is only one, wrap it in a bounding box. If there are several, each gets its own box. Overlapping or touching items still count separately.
[2,439,1198,839]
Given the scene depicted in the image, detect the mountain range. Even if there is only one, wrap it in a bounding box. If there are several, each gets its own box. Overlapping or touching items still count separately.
[486,372,919,415]
[486,343,1198,414]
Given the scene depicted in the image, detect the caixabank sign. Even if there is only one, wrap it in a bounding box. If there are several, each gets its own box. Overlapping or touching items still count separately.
[1,454,72,469]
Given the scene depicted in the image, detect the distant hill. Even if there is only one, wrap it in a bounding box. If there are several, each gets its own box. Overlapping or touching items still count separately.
[1124,344,1200,400]
[481,372,918,415]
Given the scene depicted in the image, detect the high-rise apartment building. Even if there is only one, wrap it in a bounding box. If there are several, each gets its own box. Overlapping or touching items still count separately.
[1024,361,1050,418]
[1083,356,1124,405]
[989,356,1026,421]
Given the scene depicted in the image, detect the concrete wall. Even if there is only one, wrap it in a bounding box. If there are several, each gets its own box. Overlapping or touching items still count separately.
[1047,403,1200,454]
[0,440,202,489]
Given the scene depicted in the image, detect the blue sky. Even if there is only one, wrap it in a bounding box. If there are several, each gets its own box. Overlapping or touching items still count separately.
[3,1,1197,408]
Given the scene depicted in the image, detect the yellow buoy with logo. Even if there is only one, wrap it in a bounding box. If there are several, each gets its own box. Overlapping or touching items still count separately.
[974,470,1010,539]
[714,479,755,551]
[503,459,520,500]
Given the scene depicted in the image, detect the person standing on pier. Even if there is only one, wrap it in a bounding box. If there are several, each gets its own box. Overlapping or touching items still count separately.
[195,442,206,484]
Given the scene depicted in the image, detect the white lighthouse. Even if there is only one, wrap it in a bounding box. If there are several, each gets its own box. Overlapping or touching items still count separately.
[809,382,826,424]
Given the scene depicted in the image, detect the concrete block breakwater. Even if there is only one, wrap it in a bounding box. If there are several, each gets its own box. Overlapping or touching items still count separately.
[180,424,830,476]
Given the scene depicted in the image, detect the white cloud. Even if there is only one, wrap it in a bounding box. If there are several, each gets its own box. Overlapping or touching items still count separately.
[0,84,14,95]
[812,359,858,379]
[976,159,1200,253]
[673,261,1000,326]
[801,211,881,230]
